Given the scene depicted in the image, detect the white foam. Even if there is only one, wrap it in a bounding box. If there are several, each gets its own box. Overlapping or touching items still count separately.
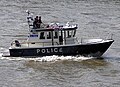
[0,47,9,57]
[0,53,3,57]
[1,55,94,62]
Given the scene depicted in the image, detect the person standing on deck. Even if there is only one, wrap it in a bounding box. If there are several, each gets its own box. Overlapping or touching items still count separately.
[33,16,43,28]
[37,16,42,28]
[33,16,38,29]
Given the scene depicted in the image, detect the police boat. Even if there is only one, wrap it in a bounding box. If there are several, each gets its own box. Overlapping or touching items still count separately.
[5,11,114,57]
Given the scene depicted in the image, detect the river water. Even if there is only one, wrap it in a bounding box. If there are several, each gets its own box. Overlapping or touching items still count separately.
[0,0,120,87]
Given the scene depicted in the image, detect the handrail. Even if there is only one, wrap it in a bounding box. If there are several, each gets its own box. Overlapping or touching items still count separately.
[12,41,59,44]
[11,41,60,47]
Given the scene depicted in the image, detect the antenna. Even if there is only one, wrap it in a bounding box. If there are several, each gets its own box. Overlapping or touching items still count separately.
[26,10,34,29]
[110,33,114,40]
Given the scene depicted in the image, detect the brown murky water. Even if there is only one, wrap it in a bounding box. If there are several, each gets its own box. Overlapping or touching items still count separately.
[0,0,120,87]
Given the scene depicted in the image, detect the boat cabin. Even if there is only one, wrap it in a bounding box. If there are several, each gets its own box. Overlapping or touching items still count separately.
[27,24,78,47]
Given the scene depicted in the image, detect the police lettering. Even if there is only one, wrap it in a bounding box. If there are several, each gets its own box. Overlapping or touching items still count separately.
[37,48,62,54]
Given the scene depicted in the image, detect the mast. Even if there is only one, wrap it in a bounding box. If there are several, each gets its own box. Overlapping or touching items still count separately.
[26,10,33,29]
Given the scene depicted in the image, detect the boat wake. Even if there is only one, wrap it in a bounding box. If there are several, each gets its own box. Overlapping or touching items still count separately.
[1,55,94,62]
[0,47,9,57]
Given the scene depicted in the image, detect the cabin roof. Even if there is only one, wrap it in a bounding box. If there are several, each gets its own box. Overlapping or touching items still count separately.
[30,26,77,32]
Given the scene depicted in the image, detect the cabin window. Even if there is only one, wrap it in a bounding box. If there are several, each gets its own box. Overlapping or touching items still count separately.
[47,31,51,39]
[68,31,71,37]
[59,30,63,38]
[54,31,58,38]
[40,32,45,39]
[59,31,62,37]
[58,31,63,45]
[73,30,76,37]
[65,30,76,38]
[66,30,72,38]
